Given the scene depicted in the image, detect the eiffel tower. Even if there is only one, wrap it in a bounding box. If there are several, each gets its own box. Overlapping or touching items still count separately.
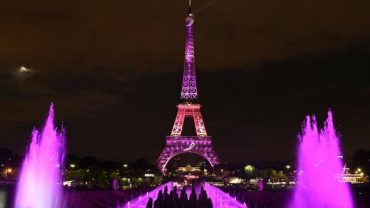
[157,0,220,175]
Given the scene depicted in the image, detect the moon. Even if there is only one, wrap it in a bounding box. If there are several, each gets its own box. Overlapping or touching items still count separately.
[12,66,36,82]
[19,66,30,73]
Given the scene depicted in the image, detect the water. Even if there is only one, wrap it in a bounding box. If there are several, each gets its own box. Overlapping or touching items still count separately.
[122,182,172,208]
[290,111,353,208]
[122,182,247,208]
[203,183,247,208]
[0,186,6,208]
[15,104,66,208]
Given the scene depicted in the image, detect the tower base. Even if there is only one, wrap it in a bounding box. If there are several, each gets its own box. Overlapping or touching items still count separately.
[157,136,220,175]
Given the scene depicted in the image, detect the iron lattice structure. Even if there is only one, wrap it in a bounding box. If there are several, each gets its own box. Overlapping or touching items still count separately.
[181,11,197,100]
[157,4,220,175]
[170,104,207,137]
[157,135,219,175]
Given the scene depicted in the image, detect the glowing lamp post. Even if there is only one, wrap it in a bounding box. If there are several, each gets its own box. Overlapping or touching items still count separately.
[5,168,12,182]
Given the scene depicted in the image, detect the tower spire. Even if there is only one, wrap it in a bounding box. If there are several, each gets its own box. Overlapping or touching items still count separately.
[181,0,197,101]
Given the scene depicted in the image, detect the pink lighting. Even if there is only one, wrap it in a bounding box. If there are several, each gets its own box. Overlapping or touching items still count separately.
[181,8,197,100]
[158,136,219,174]
[15,104,65,208]
[171,104,207,136]
[122,182,172,208]
[290,111,353,208]
[122,182,247,208]
[157,1,220,175]
[203,183,247,208]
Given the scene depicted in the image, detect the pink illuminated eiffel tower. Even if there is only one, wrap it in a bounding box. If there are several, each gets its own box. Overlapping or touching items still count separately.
[157,1,220,174]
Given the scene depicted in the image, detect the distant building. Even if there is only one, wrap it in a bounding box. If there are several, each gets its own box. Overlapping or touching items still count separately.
[337,167,368,184]
[177,164,201,173]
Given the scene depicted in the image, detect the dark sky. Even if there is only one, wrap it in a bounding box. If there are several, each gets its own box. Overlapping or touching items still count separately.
[0,0,370,162]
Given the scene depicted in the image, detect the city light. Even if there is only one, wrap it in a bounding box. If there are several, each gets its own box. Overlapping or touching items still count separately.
[70,164,76,168]
[229,177,243,184]
[245,164,255,173]
[63,181,73,187]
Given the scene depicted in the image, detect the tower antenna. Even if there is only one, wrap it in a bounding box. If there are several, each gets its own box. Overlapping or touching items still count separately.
[188,0,192,14]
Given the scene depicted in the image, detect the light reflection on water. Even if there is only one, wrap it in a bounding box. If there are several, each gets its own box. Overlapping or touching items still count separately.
[0,189,7,208]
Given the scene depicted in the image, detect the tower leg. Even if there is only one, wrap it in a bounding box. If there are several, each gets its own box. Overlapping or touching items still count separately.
[170,108,186,136]
[193,108,207,136]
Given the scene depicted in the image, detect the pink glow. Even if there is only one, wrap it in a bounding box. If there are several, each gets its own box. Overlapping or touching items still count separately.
[15,104,65,208]
[181,12,197,100]
[159,104,219,175]
[171,104,207,136]
[122,182,172,208]
[290,111,353,208]
[122,182,247,208]
[157,136,219,174]
[157,0,219,175]
[204,183,247,208]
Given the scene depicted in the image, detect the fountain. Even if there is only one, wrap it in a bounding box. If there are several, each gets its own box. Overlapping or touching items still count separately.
[203,183,247,208]
[15,103,66,208]
[290,111,353,208]
[121,182,247,208]
[122,182,172,208]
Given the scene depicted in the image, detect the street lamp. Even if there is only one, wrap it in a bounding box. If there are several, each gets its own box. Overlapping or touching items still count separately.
[5,168,12,182]
[6,168,12,174]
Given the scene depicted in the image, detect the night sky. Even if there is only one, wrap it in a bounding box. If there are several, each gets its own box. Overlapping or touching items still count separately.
[1,0,370,162]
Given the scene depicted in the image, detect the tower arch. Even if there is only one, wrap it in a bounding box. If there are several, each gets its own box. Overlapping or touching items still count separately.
[157,137,219,174]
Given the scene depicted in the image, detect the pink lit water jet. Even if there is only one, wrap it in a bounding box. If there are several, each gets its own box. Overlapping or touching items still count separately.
[290,111,353,208]
[15,104,66,208]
